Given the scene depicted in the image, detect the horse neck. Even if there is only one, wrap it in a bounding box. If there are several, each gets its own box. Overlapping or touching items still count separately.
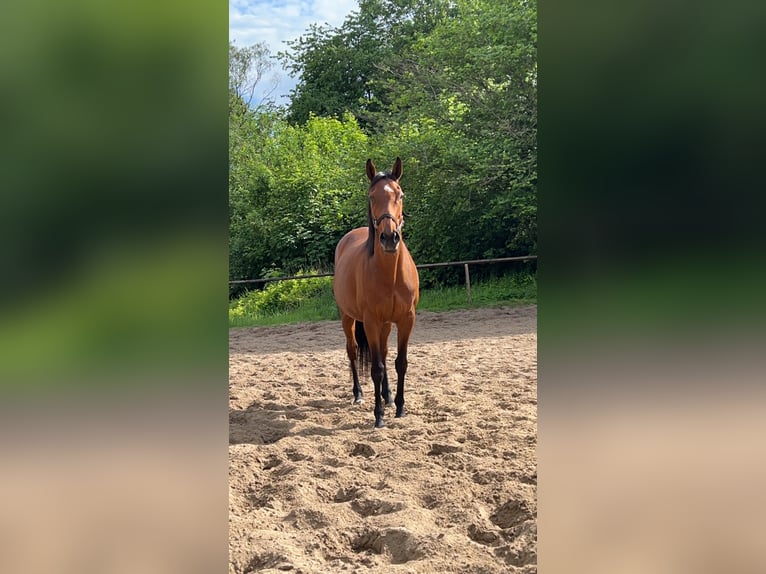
[371,243,404,285]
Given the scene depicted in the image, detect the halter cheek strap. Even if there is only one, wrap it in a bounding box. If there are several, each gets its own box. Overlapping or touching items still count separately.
[372,212,403,232]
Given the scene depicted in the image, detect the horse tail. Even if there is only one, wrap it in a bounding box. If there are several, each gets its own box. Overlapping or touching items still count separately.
[355,320,370,376]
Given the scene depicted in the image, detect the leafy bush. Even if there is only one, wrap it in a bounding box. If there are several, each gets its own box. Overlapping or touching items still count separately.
[229,272,333,322]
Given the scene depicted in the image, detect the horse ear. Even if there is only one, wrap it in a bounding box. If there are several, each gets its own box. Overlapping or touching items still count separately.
[366,159,376,181]
[391,157,402,181]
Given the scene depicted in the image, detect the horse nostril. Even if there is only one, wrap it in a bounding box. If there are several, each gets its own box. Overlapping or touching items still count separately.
[393,231,400,243]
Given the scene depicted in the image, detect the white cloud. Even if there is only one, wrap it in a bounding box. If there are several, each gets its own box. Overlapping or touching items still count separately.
[230,0,359,104]
[309,0,359,27]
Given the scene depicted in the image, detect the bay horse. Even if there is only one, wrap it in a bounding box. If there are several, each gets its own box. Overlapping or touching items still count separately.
[333,157,420,428]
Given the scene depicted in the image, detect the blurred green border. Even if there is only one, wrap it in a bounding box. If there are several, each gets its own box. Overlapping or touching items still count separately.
[0,1,228,392]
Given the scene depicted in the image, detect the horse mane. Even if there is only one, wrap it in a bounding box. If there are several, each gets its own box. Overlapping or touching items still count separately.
[366,171,394,256]
[367,200,376,256]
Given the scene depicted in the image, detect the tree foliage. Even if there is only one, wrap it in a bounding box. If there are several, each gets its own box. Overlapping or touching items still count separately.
[279,0,453,129]
[384,0,537,265]
[229,110,369,281]
[230,0,536,287]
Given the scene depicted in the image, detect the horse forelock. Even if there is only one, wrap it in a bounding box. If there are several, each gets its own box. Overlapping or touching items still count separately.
[369,172,394,187]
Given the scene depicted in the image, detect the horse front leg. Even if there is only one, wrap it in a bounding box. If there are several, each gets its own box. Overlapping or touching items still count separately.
[341,314,363,403]
[371,353,386,428]
[363,322,386,428]
[394,312,416,418]
[379,322,393,406]
[351,357,363,404]
[393,350,407,417]
[381,369,391,405]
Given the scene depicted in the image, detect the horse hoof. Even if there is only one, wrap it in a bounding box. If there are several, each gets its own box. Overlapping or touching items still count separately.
[374,420,385,429]
[354,398,364,404]
[395,409,406,418]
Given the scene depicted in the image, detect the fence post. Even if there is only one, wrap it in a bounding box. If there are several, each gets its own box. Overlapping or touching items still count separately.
[464,263,472,304]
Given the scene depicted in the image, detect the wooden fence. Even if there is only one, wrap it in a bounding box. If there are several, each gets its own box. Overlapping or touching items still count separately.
[229,255,537,304]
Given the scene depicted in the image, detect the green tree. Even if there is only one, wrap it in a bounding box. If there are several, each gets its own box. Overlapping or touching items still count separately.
[230,1,537,286]
[229,41,279,117]
[229,108,370,281]
[229,42,282,281]
[358,0,537,281]
[279,0,451,128]
[256,113,369,271]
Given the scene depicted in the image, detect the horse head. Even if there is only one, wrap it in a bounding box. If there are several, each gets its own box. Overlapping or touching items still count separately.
[366,157,405,255]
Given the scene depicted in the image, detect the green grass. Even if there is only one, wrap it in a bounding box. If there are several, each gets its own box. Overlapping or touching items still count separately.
[229,287,339,328]
[229,273,536,328]
[418,273,536,312]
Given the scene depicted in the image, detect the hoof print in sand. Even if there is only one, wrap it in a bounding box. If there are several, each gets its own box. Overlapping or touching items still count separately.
[427,442,463,455]
[490,498,533,529]
[352,527,424,564]
[467,522,501,546]
[350,494,406,517]
[350,442,376,458]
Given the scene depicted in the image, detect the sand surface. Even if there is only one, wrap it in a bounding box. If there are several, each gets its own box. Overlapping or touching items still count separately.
[229,305,537,573]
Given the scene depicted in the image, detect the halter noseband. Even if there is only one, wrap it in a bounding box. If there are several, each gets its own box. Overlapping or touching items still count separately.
[372,212,402,231]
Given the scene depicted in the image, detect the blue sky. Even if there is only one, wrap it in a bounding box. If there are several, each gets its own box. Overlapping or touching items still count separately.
[230,0,360,105]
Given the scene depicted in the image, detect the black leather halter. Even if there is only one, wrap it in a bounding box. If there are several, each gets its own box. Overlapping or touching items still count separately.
[371,212,402,231]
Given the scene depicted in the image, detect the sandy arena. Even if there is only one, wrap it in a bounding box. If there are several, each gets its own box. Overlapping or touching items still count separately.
[229,305,537,573]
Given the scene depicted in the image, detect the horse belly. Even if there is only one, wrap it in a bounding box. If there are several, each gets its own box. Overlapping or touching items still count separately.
[333,228,368,320]
[394,254,419,313]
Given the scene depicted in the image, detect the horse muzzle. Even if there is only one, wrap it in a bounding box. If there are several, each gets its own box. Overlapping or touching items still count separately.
[379,230,401,253]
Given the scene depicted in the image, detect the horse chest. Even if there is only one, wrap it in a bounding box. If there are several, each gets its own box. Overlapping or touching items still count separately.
[362,282,413,318]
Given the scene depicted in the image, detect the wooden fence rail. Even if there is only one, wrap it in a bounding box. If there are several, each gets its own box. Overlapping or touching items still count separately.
[228,255,537,286]
[229,255,536,303]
